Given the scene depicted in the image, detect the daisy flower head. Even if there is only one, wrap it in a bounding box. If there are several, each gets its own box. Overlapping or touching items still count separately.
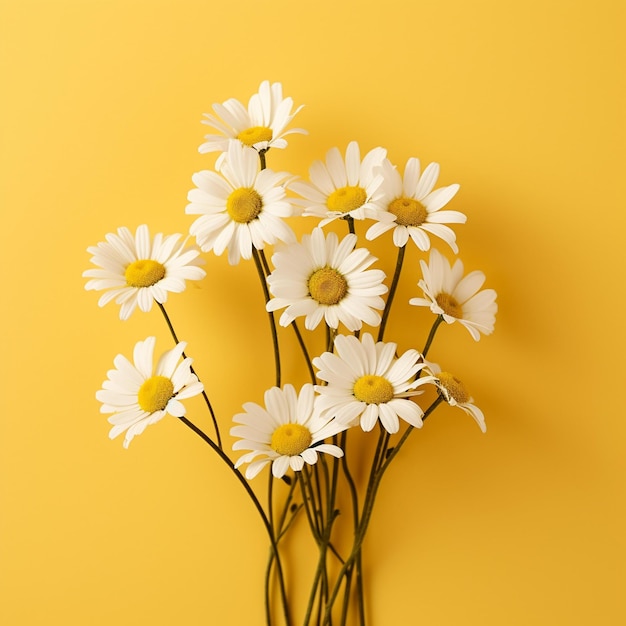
[366,158,465,253]
[231,384,346,479]
[266,227,388,332]
[83,225,206,321]
[291,141,393,226]
[409,249,497,341]
[425,362,486,432]
[313,333,436,434]
[199,80,306,154]
[97,337,204,448]
[186,141,296,265]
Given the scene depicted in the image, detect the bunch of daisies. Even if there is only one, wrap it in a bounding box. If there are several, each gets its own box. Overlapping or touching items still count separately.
[84,81,497,625]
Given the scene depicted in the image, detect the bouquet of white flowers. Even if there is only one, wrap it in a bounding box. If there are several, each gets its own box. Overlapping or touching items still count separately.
[84,80,497,625]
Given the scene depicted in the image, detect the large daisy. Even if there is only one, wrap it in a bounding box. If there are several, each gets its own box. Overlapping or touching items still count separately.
[97,337,204,448]
[291,141,392,225]
[266,227,387,331]
[231,383,346,479]
[425,362,486,432]
[186,142,296,265]
[83,225,206,320]
[366,158,465,253]
[313,333,435,434]
[199,80,306,154]
[409,249,497,340]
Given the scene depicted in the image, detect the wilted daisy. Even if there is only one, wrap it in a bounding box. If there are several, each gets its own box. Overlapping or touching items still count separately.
[366,158,465,253]
[186,142,296,265]
[231,384,346,479]
[199,80,306,154]
[313,333,435,434]
[291,141,392,225]
[83,225,206,320]
[425,362,486,432]
[266,228,387,331]
[409,249,497,340]
[97,337,204,448]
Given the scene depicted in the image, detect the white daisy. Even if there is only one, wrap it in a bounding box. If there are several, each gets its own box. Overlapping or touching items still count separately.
[83,225,206,321]
[231,384,346,479]
[97,337,204,448]
[313,333,435,434]
[266,228,388,332]
[366,158,465,253]
[186,142,296,265]
[199,80,306,154]
[409,249,497,341]
[291,141,393,225]
[425,362,486,432]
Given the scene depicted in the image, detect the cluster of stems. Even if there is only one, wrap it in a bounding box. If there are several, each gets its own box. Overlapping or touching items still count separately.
[154,148,447,625]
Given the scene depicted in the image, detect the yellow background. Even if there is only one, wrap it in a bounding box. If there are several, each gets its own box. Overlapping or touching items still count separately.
[1,0,625,624]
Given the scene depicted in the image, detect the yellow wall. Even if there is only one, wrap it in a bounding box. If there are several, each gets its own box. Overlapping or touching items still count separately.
[1,0,625,624]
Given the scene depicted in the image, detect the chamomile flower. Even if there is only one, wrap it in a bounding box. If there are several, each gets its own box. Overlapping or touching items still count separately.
[291,141,392,226]
[366,158,465,253]
[83,225,206,320]
[409,249,497,341]
[425,362,486,432]
[199,80,306,154]
[231,384,346,479]
[97,337,204,448]
[313,333,435,434]
[266,228,387,332]
[186,142,296,265]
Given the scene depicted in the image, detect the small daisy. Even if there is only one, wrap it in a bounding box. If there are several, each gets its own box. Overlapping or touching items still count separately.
[199,80,306,154]
[186,142,296,265]
[313,333,435,434]
[291,141,393,225]
[97,337,204,448]
[409,249,497,340]
[266,228,387,332]
[425,362,486,432]
[231,383,346,479]
[366,158,466,253]
[83,225,206,321]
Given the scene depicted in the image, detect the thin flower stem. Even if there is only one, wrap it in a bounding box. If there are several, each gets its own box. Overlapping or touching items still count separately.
[323,399,444,623]
[377,244,406,342]
[156,301,222,448]
[422,314,444,359]
[176,415,291,626]
[345,215,356,235]
[259,148,268,170]
[291,321,317,384]
[252,248,281,388]
[259,248,272,277]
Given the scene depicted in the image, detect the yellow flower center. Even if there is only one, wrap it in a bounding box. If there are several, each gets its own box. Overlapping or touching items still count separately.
[327,185,367,213]
[271,423,313,456]
[227,187,263,223]
[125,259,166,288]
[436,292,463,318]
[137,376,174,413]
[353,375,395,405]
[388,196,427,226]
[308,267,348,305]
[236,126,273,146]
[437,372,470,404]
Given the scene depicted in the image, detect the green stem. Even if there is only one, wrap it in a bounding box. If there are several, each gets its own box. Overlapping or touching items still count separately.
[291,320,317,384]
[322,398,444,623]
[176,415,291,626]
[377,244,406,342]
[157,301,222,449]
[422,314,444,359]
[252,248,281,387]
